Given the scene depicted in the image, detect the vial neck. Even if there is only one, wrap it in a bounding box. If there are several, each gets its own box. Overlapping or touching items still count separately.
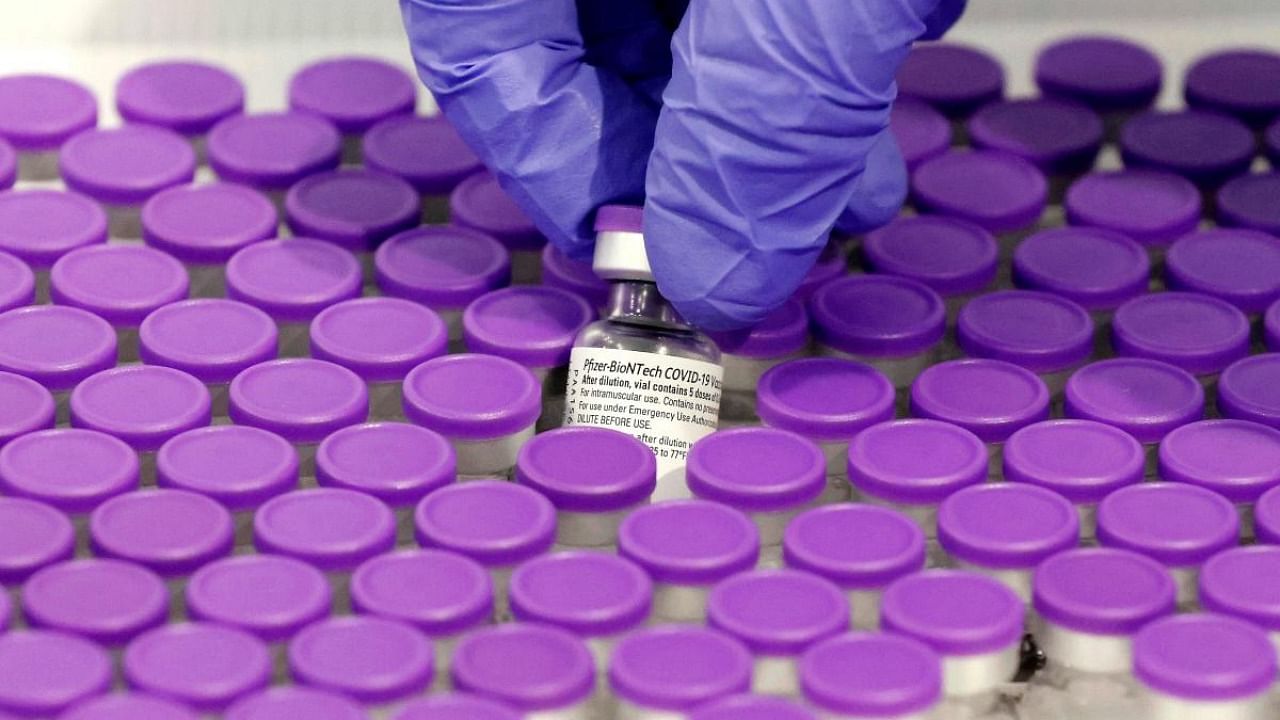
[606,280,693,332]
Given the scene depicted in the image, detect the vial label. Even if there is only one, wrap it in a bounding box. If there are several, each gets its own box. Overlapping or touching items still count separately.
[563,346,723,500]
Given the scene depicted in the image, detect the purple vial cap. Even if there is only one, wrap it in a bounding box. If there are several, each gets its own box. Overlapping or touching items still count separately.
[1034,36,1162,112]
[881,570,1024,656]
[225,238,362,324]
[1184,49,1280,128]
[1159,419,1280,504]
[1119,110,1255,188]
[207,112,341,190]
[849,419,987,504]
[800,633,942,718]
[310,297,447,383]
[1064,358,1204,444]
[414,481,554,568]
[890,98,951,171]
[1201,546,1280,632]
[1134,614,1278,701]
[1268,118,1280,166]
[186,554,330,643]
[0,189,107,269]
[1260,485,1280,545]
[139,299,278,385]
[1065,170,1201,247]
[691,695,815,720]
[63,693,200,720]
[540,245,608,308]
[607,626,752,711]
[288,57,415,135]
[1269,299,1280,351]
[285,169,419,252]
[1112,292,1250,376]
[709,298,808,359]
[809,274,945,358]
[686,427,824,513]
[51,244,188,327]
[1097,483,1239,567]
[0,140,11,190]
[0,429,138,515]
[289,616,433,705]
[1217,173,1280,236]
[0,74,97,151]
[617,500,759,585]
[0,631,111,717]
[254,488,395,572]
[376,226,512,309]
[0,306,116,391]
[862,216,998,297]
[1004,420,1144,504]
[116,61,244,136]
[938,484,1079,569]
[1012,227,1150,311]
[351,549,492,637]
[514,427,656,512]
[968,98,1104,176]
[393,695,517,720]
[896,44,1005,118]
[226,687,367,720]
[89,489,232,577]
[60,126,195,206]
[0,371,54,447]
[0,250,32,313]
[1166,229,1280,314]
[142,183,277,265]
[0,497,74,585]
[1033,547,1176,636]
[510,552,652,637]
[362,115,483,196]
[71,366,211,452]
[783,504,926,589]
[756,358,895,442]
[316,422,454,507]
[957,290,1094,373]
[910,359,1050,443]
[124,623,271,713]
[911,151,1048,234]
[450,172,544,252]
[229,359,368,444]
[156,425,297,512]
[452,625,594,711]
[1219,354,1280,429]
[402,354,540,440]
[593,203,644,233]
[708,569,848,656]
[23,558,167,646]
[463,286,595,369]
[794,244,847,300]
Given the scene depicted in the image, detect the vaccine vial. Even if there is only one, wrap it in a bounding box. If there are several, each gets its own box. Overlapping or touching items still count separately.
[141,183,278,297]
[452,624,595,719]
[514,427,656,550]
[0,251,32,317]
[890,97,952,171]
[957,290,1094,396]
[1119,110,1255,190]
[897,43,1005,120]
[1065,169,1202,270]
[1159,419,1280,539]
[794,241,849,300]
[288,57,416,165]
[0,74,97,182]
[226,687,367,720]
[690,695,815,720]
[1003,419,1144,539]
[799,632,943,720]
[1112,291,1250,395]
[0,371,54,447]
[541,245,610,311]
[289,616,434,715]
[1201,547,1280,652]
[0,630,111,718]
[63,692,200,720]
[967,98,1105,200]
[124,622,271,715]
[608,626,752,719]
[708,298,809,425]
[207,112,342,211]
[617,500,759,623]
[0,497,74,591]
[115,60,245,163]
[1184,49,1280,128]
[393,695,519,720]
[22,557,167,649]
[1020,548,1177,720]
[862,216,998,327]
[1166,229,1280,318]
[1219,354,1280,429]
[783,504,927,630]
[1035,36,1162,138]
[0,189,107,303]
[449,172,546,284]
[1217,173,1280,237]
[707,569,849,695]
[1259,486,1280,544]
[362,115,483,223]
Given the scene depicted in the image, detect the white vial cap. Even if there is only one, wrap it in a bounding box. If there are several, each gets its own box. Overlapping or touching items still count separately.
[593,205,653,282]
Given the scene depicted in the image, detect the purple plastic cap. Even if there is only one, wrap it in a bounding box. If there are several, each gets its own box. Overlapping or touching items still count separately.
[71,366,211,452]
[124,623,271,713]
[1112,292,1250,376]
[1270,300,1280,351]
[23,558,167,646]
[450,172,545,252]
[393,694,518,720]
[1201,546,1280,632]
[351,549,492,636]
[0,140,11,190]
[911,151,1048,234]
[0,631,111,717]
[0,371,54,447]
[1035,36,1162,112]
[376,226,512,309]
[880,570,1024,656]
[286,170,419,252]
[1259,485,1280,545]
[452,625,594,711]
[1119,110,1255,188]
[910,359,1051,443]
[0,189,107,269]
[890,98,952,171]
[691,695,815,720]
[1166,229,1280,314]
[60,126,195,206]
[142,183,277,265]
[253,488,394,572]
[63,693,200,720]
[0,250,32,313]
[809,275,945,358]
[957,290,1094,373]
[897,44,1004,118]
[1013,228,1150,310]
[1003,419,1144,504]
[0,429,138,514]
[1033,547,1176,635]
[862,216,997,297]
[0,497,74,585]
[1184,49,1280,128]
[1159,419,1280,504]
[1220,354,1280,429]
[463,287,595,368]
[756,358,895,442]
[593,204,644,233]
[968,98,1104,176]
[226,687,367,720]
[617,500,759,585]
[229,359,368,444]
[51,244,188,327]
[708,569,848,655]
[540,245,608,308]
[139,299,277,385]
[186,554,330,643]
[156,425,297,512]
[1134,614,1278,701]
[794,243,847,300]
[225,238,362,324]
[686,428,824,512]
[289,616,433,705]
[402,354,540,440]
[316,423,454,507]
[938,484,1079,569]
[1268,118,1280,166]
[414,481,555,568]
[362,115,483,195]
[0,74,97,151]
[514,427,655,512]
[288,57,415,135]
[0,312,111,392]
[510,552,652,637]
[116,61,244,136]
[1064,358,1205,444]
[90,490,232,577]
[310,298,447,383]
[783,505,926,589]
[1097,483,1239,567]
[849,419,987,504]
[1217,173,1280,236]
[1064,170,1201,247]
[709,298,808,359]
[207,112,342,190]
[800,633,942,718]
[607,626,752,711]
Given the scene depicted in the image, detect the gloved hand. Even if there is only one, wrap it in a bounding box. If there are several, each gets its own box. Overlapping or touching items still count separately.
[401,0,966,330]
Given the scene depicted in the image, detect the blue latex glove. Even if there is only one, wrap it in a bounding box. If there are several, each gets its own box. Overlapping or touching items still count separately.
[401,0,965,330]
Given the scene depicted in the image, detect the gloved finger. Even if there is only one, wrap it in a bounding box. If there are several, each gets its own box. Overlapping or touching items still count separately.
[400,0,658,260]
[577,0,677,107]
[835,128,908,234]
[921,0,968,40]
